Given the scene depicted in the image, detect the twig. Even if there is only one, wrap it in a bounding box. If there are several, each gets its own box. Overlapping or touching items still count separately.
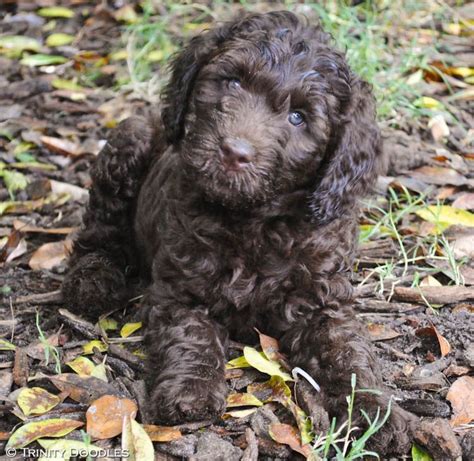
[393,286,474,304]
[10,290,63,305]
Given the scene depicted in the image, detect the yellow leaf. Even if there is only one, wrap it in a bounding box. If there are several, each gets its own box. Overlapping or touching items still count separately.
[120,322,142,338]
[82,340,108,355]
[18,387,61,416]
[90,362,108,382]
[37,7,74,18]
[46,33,74,47]
[414,96,443,110]
[226,355,251,369]
[416,205,474,230]
[122,417,154,461]
[243,346,292,381]
[99,317,118,331]
[226,393,263,408]
[66,356,95,377]
[6,419,83,449]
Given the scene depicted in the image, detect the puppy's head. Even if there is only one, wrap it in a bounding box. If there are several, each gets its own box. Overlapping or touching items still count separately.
[162,11,382,220]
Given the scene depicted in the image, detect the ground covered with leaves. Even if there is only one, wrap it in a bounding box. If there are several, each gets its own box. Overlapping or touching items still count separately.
[0,1,473,460]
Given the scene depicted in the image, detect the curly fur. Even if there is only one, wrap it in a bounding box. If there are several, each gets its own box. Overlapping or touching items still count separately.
[63,11,415,455]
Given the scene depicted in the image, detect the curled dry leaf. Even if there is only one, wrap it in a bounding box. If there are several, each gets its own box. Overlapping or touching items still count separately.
[257,330,290,370]
[367,323,402,341]
[269,423,311,457]
[29,240,73,270]
[446,376,474,426]
[416,325,451,357]
[122,416,154,461]
[6,418,83,449]
[17,387,61,416]
[86,395,137,439]
[142,424,182,442]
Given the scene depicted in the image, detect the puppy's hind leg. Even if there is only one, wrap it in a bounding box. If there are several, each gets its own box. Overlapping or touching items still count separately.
[62,116,161,318]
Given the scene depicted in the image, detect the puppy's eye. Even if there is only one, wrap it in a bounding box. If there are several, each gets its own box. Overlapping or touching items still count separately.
[288,111,305,126]
[227,78,241,90]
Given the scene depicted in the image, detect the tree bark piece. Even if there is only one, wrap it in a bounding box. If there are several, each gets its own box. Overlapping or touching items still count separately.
[393,285,474,304]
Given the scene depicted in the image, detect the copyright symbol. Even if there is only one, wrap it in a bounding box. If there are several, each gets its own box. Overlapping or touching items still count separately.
[5,447,16,457]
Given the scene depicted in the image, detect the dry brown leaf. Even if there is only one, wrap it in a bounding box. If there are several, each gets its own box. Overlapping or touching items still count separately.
[416,325,451,357]
[0,230,25,263]
[447,376,474,426]
[50,180,88,202]
[13,219,76,235]
[29,240,73,270]
[411,166,468,186]
[142,424,182,442]
[428,114,450,142]
[367,323,401,341]
[257,330,290,370]
[48,374,120,404]
[41,135,81,156]
[453,192,474,210]
[268,423,311,457]
[86,395,137,439]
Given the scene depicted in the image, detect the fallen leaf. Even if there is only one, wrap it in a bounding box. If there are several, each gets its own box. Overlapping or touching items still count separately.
[258,331,290,370]
[98,317,118,332]
[6,419,83,449]
[412,443,434,461]
[38,438,101,461]
[453,192,474,210]
[48,374,119,404]
[428,114,450,142]
[46,33,74,47]
[0,230,27,263]
[29,240,73,270]
[243,346,292,381]
[226,355,251,369]
[223,408,258,419]
[414,96,443,110]
[21,54,68,67]
[37,7,74,18]
[420,276,442,287]
[86,395,137,439]
[226,393,263,408]
[13,220,75,235]
[17,387,61,416]
[120,322,142,338]
[367,323,401,341]
[50,180,88,202]
[411,167,468,186]
[82,340,108,355]
[268,423,311,457]
[122,417,154,461]
[66,356,95,377]
[142,424,182,442]
[447,376,474,426]
[41,136,81,157]
[90,362,108,382]
[416,205,474,230]
[416,325,451,357]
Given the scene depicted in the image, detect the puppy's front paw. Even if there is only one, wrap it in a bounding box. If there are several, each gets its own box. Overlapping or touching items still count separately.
[150,368,228,424]
[62,253,127,318]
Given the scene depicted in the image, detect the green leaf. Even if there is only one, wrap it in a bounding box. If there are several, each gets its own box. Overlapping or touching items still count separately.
[52,78,84,91]
[412,443,434,461]
[6,419,83,449]
[243,346,292,381]
[1,169,28,199]
[0,338,16,351]
[46,33,74,47]
[98,317,118,331]
[20,54,68,67]
[0,35,41,54]
[37,7,74,18]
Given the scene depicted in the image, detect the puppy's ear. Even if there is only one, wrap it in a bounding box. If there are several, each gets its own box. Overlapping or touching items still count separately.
[161,24,231,144]
[310,79,383,224]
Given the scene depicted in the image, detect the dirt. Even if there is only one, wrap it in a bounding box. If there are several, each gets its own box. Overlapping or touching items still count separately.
[0,1,473,460]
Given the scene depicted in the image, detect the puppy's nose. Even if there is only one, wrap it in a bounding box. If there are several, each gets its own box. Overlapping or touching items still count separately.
[220,137,255,169]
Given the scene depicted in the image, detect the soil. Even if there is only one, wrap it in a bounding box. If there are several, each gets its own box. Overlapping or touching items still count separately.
[0,1,473,460]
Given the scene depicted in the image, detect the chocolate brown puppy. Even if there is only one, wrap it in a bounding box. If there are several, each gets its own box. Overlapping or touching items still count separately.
[63,11,415,455]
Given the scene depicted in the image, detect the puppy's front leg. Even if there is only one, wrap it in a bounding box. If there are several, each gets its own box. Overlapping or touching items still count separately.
[143,305,228,424]
[280,309,416,456]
